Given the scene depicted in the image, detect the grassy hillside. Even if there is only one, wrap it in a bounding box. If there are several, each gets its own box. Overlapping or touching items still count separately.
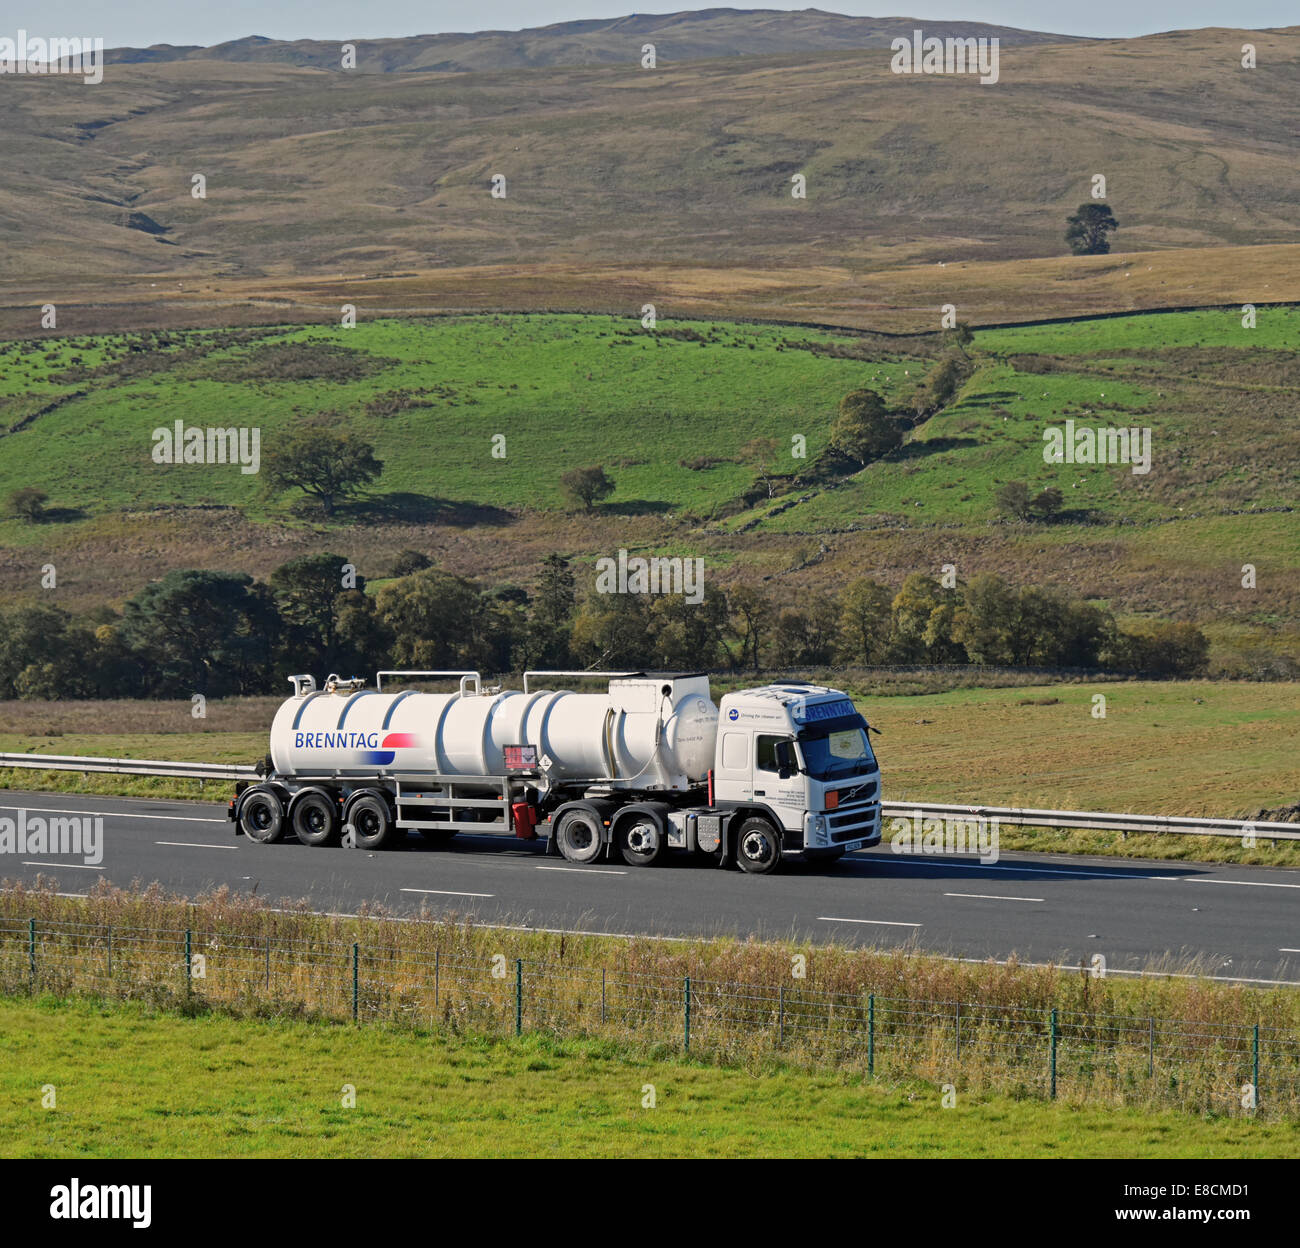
[2,26,1298,301]
[1,308,1295,669]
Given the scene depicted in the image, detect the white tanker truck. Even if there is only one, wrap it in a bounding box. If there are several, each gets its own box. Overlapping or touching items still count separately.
[227,669,882,874]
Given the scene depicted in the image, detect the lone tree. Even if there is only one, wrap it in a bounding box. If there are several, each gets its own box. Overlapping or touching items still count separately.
[995,480,1035,520]
[1065,203,1119,256]
[739,436,783,498]
[830,388,903,466]
[263,424,382,517]
[560,465,615,511]
[7,487,48,522]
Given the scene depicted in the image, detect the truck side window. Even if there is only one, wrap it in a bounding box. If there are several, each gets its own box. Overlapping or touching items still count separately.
[755,735,789,773]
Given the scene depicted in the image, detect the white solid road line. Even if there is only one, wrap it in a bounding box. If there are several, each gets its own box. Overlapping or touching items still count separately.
[871,857,1182,882]
[400,887,494,898]
[944,892,1044,902]
[21,861,103,870]
[818,916,921,927]
[1280,948,1300,953]
[1183,876,1300,890]
[536,865,628,876]
[1,803,226,824]
[154,840,237,850]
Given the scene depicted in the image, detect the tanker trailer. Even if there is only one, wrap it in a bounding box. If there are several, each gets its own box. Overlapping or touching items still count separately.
[228,669,882,873]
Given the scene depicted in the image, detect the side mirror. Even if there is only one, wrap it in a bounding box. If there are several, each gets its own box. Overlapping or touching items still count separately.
[775,740,795,779]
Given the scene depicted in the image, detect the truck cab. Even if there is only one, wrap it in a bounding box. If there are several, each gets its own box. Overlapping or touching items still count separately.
[713,685,882,859]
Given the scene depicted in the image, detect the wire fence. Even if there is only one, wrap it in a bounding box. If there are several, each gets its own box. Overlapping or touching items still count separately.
[2,915,1296,1117]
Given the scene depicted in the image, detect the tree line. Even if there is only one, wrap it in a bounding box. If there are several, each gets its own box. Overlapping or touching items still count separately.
[0,554,1210,702]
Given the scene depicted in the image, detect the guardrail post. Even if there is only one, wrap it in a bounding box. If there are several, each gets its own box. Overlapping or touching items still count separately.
[352,942,359,1022]
[1049,1008,1058,1099]
[515,959,523,1037]
[28,918,35,988]
[684,976,691,1053]
[868,994,875,1076]
[1252,1024,1259,1111]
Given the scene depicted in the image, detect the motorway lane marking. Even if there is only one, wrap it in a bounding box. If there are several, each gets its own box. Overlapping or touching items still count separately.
[400,888,494,898]
[21,861,103,870]
[944,892,1044,902]
[1,803,226,824]
[1280,948,1300,953]
[818,916,921,927]
[1183,877,1300,890]
[872,857,1184,882]
[154,840,237,850]
[536,866,627,876]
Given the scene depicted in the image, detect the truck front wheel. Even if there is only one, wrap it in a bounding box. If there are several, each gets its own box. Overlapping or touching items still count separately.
[554,808,605,864]
[734,816,781,875]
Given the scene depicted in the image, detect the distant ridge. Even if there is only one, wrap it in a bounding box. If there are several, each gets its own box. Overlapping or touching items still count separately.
[105,8,1088,72]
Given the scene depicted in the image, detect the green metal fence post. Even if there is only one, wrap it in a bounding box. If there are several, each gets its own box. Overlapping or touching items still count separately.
[600,968,606,1025]
[265,935,271,990]
[106,924,112,978]
[352,942,359,1022]
[868,994,875,1076]
[515,958,523,1037]
[434,948,440,1009]
[28,918,35,988]
[1148,1017,1155,1078]
[185,928,192,993]
[1049,1008,1058,1099]
[955,1000,961,1061]
[778,984,785,1046]
[1252,1024,1260,1112]
[684,975,691,1053]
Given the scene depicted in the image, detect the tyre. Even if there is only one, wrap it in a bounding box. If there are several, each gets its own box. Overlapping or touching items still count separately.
[239,788,285,844]
[344,792,397,850]
[619,814,666,867]
[553,807,605,864]
[291,789,340,847]
[734,816,781,875]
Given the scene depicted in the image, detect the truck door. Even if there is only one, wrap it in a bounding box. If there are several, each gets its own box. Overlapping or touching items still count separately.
[753,733,805,833]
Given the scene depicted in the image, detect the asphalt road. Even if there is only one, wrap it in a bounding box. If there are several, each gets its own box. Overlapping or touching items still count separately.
[3,790,1298,984]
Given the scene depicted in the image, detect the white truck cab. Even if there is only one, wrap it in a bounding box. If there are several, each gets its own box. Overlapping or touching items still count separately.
[714,685,882,858]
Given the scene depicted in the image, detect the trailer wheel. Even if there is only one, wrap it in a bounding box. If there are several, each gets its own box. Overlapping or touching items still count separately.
[344,792,396,850]
[554,808,605,865]
[291,789,340,847]
[734,816,781,875]
[619,815,666,867]
[239,788,285,844]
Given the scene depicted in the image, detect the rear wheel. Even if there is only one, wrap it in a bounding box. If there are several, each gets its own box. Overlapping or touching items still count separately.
[345,793,397,850]
[734,816,781,875]
[554,808,605,864]
[239,788,285,843]
[291,790,340,847]
[619,815,666,867]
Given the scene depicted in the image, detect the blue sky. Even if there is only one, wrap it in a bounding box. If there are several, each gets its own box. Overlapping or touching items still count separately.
[8,2,1294,46]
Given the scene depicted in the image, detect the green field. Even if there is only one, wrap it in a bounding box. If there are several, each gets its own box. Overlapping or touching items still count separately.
[2,996,1293,1158]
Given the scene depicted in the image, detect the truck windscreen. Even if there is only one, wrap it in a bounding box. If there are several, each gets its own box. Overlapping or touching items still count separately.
[797,718,877,781]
